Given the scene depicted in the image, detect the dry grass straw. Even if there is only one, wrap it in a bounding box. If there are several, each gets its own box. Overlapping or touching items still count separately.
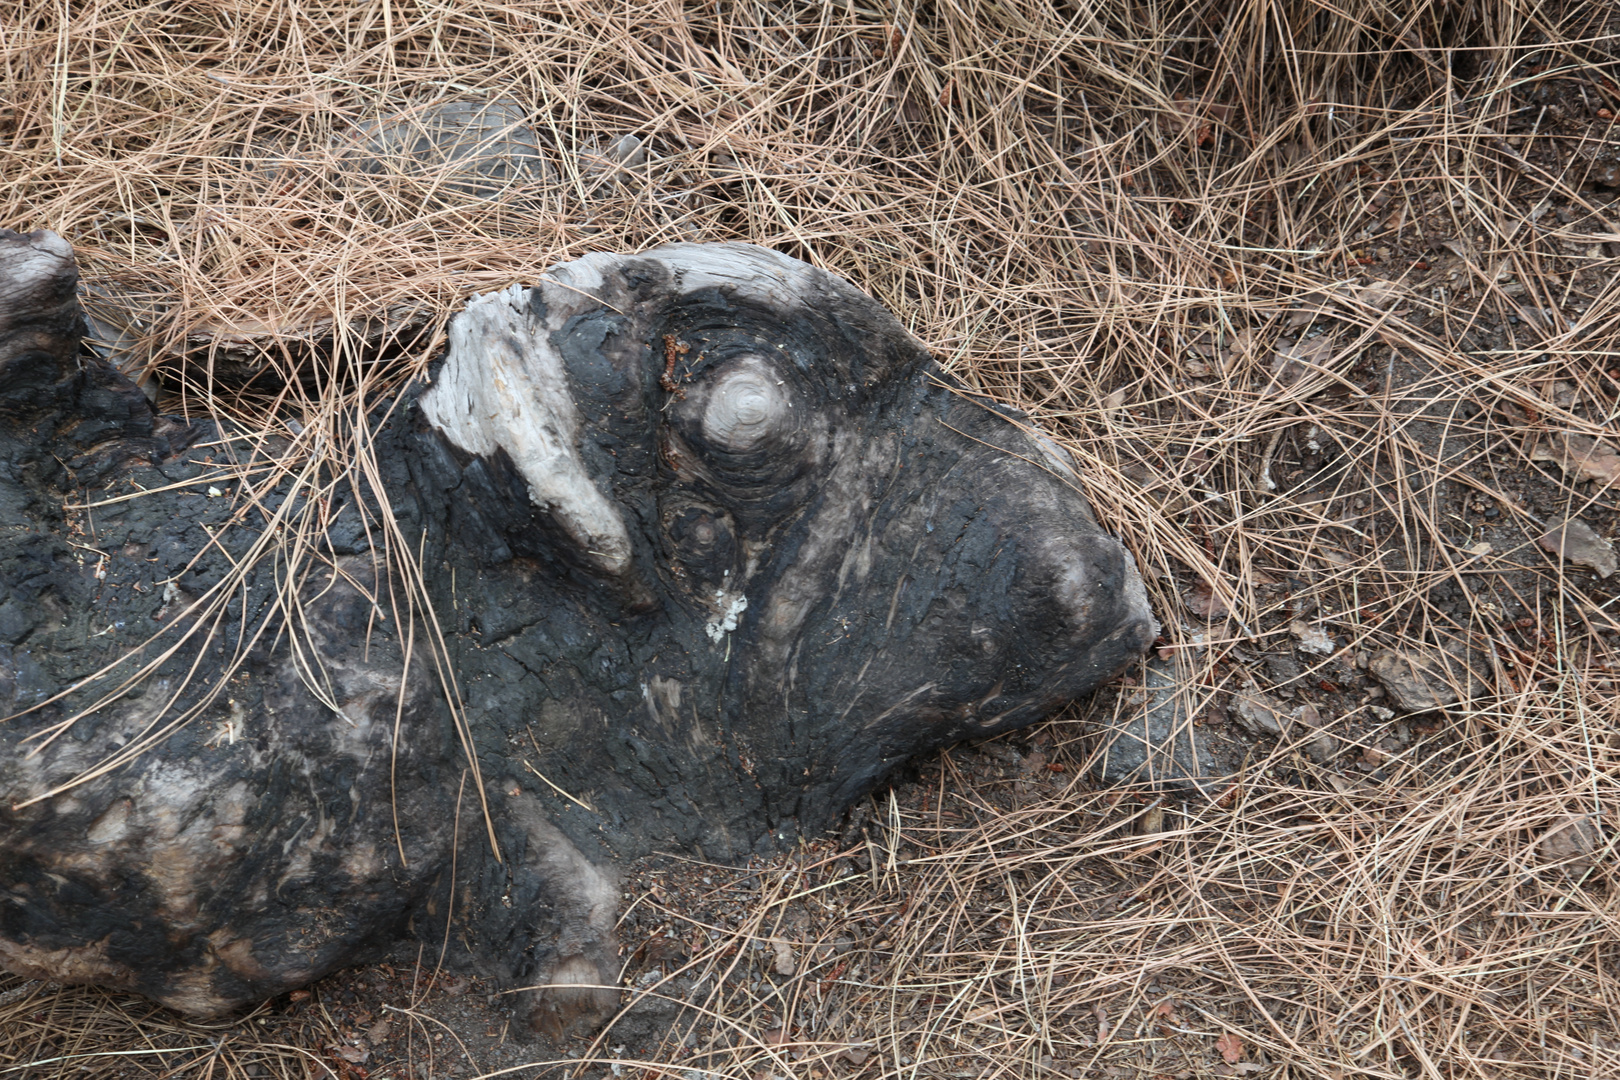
[3,0,1620,1075]
[613,662,1620,1079]
[0,977,333,1078]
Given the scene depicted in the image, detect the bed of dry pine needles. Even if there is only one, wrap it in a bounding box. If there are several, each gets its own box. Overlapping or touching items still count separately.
[4,0,1620,1077]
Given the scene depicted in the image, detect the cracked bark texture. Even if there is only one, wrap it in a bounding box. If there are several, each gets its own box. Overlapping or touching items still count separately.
[0,229,1155,1031]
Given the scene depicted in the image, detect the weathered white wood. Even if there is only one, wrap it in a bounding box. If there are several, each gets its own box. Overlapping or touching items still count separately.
[420,283,634,576]
[699,356,790,451]
[548,242,837,313]
[419,244,849,577]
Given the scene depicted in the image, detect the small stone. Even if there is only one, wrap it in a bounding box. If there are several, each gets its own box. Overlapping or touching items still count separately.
[1265,652,1304,689]
[1292,703,1338,763]
[351,97,554,200]
[1368,645,1486,712]
[1092,657,1239,793]
[1232,692,1285,737]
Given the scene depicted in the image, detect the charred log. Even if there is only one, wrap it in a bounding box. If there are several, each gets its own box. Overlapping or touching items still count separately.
[0,228,1155,1032]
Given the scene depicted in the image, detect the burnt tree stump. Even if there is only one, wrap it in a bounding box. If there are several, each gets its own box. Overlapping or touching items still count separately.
[0,228,1155,1033]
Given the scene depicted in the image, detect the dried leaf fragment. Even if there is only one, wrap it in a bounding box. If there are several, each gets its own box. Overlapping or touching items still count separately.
[770,937,797,976]
[1539,815,1603,871]
[1326,772,1372,796]
[1215,1031,1245,1063]
[1227,327,1260,360]
[1184,580,1230,619]
[1290,619,1335,656]
[1531,432,1620,488]
[1345,279,1405,310]
[1271,336,1335,387]
[1538,518,1617,578]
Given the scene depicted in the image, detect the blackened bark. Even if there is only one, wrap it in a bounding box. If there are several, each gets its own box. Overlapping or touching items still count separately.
[0,232,1154,1031]
[387,247,1157,862]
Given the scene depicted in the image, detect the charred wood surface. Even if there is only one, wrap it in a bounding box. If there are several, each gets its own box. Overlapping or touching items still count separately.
[0,228,1154,1031]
